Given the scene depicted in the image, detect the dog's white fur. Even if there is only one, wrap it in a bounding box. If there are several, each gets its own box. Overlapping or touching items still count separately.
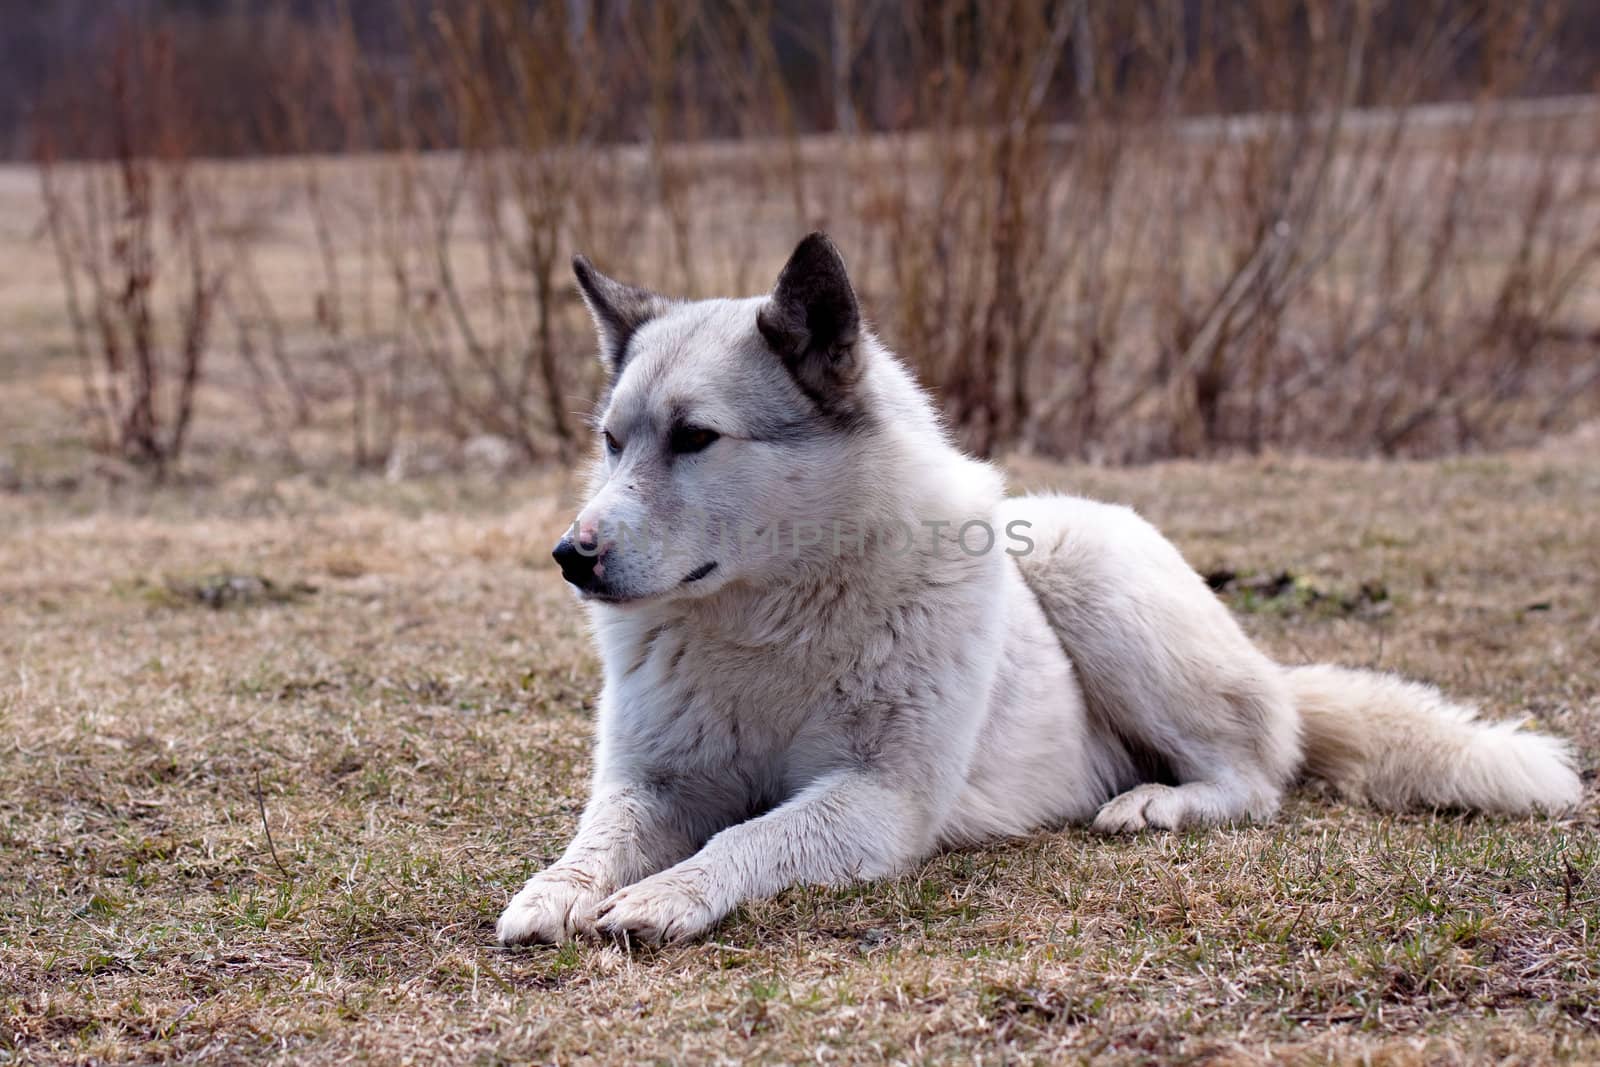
[496,235,1582,946]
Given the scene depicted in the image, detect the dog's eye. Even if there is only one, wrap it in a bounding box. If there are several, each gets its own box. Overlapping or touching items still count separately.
[603,430,621,455]
[669,426,720,455]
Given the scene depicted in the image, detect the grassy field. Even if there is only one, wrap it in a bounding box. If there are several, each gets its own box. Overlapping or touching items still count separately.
[3,417,1598,1061]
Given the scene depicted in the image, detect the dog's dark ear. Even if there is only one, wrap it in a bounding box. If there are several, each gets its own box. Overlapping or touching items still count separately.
[757,233,862,401]
[573,254,666,376]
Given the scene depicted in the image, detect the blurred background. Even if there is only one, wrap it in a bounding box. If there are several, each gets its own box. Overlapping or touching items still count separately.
[4,0,1599,479]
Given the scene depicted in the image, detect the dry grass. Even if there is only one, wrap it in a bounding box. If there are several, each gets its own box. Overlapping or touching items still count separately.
[2,422,1598,1063]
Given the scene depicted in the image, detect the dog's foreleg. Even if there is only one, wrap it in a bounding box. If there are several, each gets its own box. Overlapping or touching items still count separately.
[496,783,698,944]
[591,770,931,943]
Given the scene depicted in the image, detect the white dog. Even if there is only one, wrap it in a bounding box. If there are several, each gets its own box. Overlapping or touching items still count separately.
[496,234,1581,945]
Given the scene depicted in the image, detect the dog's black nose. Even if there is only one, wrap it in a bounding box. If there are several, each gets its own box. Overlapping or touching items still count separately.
[552,536,600,587]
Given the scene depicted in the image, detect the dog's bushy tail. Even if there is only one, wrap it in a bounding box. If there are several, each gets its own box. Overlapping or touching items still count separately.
[1288,664,1582,814]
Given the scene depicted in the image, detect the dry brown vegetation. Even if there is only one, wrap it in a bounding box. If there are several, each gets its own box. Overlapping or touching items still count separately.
[2,434,1598,1063]
[19,0,1600,476]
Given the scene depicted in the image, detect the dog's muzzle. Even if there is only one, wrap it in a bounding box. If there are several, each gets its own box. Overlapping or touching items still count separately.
[552,535,601,589]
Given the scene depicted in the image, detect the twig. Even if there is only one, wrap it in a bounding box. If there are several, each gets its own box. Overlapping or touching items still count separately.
[254,767,292,883]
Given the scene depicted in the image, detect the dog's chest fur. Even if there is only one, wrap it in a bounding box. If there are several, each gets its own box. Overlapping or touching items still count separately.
[591,548,1003,812]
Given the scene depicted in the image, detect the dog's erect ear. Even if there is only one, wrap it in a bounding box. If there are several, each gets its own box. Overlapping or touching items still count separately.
[757,233,862,401]
[573,254,666,376]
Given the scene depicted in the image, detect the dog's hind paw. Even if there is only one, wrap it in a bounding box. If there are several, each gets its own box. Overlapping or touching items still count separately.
[496,871,606,945]
[1091,781,1275,832]
[592,872,721,944]
[1091,783,1185,834]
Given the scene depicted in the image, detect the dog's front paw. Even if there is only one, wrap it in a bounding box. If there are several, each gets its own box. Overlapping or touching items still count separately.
[592,873,721,944]
[496,870,607,945]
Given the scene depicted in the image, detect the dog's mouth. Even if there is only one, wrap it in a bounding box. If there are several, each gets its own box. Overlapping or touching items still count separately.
[682,561,718,584]
[581,590,640,605]
[579,561,719,607]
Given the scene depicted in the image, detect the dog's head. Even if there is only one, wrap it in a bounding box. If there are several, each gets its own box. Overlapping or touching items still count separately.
[554,233,875,606]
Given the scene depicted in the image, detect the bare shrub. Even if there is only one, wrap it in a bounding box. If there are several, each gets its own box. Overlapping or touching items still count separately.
[31,1,1600,471]
[835,1,1086,456]
[835,0,1600,460]
[360,0,657,462]
[270,2,409,469]
[1126,0,1600,460]
[37,27,225,478]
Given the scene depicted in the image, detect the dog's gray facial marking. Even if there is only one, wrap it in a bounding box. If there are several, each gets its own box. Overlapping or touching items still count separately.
[573,254,669,376]
[606,307,843,451]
